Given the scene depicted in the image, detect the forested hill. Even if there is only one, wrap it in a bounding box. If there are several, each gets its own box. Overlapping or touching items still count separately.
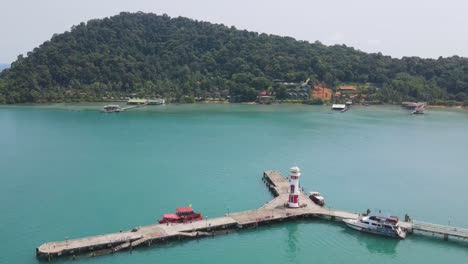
[1,12,468,104]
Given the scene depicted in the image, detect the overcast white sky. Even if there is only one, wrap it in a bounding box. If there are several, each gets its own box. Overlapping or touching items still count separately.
[1,0,467,63]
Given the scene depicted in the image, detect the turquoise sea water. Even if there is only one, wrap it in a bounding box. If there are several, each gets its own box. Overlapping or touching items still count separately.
[1,104,468,263]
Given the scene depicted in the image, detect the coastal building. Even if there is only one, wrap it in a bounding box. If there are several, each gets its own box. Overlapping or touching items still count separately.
[127,98,148,105]
[258,96,275,104]
[285,87,310,100]
[335,85,359,101]
[147,98,165,105]
[287,166,301,208]
[338,86,357,92]
[311,83,332,101]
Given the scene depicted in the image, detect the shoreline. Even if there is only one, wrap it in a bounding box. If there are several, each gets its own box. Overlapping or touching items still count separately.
[0,101,466,110]
[426,105,464,109]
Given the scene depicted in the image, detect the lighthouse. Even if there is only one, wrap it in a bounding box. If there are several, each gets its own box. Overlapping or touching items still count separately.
[287,166,301,208]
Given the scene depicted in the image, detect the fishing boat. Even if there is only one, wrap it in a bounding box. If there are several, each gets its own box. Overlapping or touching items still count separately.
[158,207,203,224]
[343,212,407,239]
[101,105,122,113]
[309,191,325,206]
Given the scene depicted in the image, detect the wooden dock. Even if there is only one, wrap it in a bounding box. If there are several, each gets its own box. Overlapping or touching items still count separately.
[121,103,147,111]
[36,170,467,261]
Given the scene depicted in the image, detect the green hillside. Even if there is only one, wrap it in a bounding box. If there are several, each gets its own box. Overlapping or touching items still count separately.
[0,12,467,104]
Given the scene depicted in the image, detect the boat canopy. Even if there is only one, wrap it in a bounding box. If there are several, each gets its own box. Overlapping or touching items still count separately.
[368,212,399,220]
[176,207,194,213]
[162,213,180,219]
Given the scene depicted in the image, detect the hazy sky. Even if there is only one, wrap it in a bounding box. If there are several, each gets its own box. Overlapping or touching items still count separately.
[1,0,467,62]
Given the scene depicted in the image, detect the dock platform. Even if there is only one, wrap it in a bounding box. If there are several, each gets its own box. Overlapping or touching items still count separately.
[36,170,467,260]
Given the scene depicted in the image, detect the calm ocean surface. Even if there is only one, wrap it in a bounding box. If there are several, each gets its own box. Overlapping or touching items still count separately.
[1,104,467,263]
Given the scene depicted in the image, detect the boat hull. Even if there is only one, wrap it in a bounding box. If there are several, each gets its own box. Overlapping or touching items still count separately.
[343,219,406,239]
[309,195,325,206]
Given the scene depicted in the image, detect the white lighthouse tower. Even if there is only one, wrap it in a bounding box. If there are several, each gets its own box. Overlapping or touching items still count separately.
[287,166,301,208]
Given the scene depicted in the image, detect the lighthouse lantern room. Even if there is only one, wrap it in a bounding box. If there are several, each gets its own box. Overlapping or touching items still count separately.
[287,166,301,208]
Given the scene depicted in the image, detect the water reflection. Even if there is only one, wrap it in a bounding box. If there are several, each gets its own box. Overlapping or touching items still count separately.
[342,228,400,255]
[286,223,300,262]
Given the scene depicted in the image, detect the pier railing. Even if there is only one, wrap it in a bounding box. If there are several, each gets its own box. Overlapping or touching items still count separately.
[412,220,468,238]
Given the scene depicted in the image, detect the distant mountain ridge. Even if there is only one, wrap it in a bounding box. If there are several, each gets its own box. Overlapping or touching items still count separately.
[0,12,467,104]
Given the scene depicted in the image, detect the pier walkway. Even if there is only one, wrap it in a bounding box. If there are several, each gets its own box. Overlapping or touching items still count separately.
[121,103,147,111]
[36,170,467,260]
[411,221,468,240]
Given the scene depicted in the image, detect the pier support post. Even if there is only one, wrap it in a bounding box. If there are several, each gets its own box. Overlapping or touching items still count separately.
[444,234,449,241]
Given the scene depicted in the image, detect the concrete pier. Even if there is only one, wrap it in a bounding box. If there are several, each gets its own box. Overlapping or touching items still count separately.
[36,170,468,260]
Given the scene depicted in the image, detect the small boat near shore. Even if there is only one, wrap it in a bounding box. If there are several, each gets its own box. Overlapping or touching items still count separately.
[343,212,407,239]
[411,106,425,114]
[332,104,346,111]
[101,105,122,113]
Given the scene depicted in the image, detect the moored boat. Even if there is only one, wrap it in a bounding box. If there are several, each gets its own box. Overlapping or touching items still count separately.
[332,104,346,110]
[158,207,203,224]
[101,105,122,113]
[411,106,425,114]
[309,191,325,206]
[343,212,406,239]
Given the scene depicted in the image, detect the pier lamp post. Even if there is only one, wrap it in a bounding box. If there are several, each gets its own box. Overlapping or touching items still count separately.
[227,206,230,216]
[206,216,209,228]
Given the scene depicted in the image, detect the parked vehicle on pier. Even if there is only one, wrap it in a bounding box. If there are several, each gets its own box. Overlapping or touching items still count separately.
[309,191,325,206]
[343,212,407,239]
[158,207,203,224]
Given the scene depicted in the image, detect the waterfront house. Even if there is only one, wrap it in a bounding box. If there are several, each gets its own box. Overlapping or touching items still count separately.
[127,98,148,105]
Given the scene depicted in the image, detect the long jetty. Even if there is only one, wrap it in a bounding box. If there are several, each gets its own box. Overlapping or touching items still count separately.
[37,170,468,261]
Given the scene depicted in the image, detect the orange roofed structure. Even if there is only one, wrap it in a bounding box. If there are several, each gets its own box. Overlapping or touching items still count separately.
[311,83,332,101]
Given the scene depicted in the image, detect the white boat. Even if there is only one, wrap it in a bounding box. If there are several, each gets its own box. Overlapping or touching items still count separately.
[332,104,346,110]
[101,105,122,113]
[343,212,406,239]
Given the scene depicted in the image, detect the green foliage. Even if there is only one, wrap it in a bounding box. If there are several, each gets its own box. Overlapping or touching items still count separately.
[181,96,195,103]
[0,12,468,104]
[305,98,324,105]
[432,99,462,106]
[277,99,306,104]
